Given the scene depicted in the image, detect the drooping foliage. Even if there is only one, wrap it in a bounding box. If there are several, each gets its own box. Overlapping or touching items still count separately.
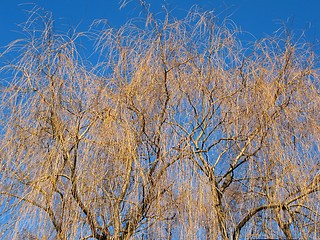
[0,7,319,240]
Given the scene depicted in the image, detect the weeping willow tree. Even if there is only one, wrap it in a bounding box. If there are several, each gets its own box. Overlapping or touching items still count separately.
[0,6,319,240]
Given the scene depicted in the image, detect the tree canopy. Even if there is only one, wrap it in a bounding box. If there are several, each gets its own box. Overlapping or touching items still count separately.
[0,6,319,240]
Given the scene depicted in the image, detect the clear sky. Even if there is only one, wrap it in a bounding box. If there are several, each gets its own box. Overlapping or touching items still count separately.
[1,0,320,49]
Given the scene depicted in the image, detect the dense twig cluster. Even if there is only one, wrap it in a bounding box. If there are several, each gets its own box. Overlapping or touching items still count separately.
[0,7,319,240]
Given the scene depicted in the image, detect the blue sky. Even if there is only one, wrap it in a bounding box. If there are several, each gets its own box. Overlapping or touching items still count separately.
[1,0,320,48]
